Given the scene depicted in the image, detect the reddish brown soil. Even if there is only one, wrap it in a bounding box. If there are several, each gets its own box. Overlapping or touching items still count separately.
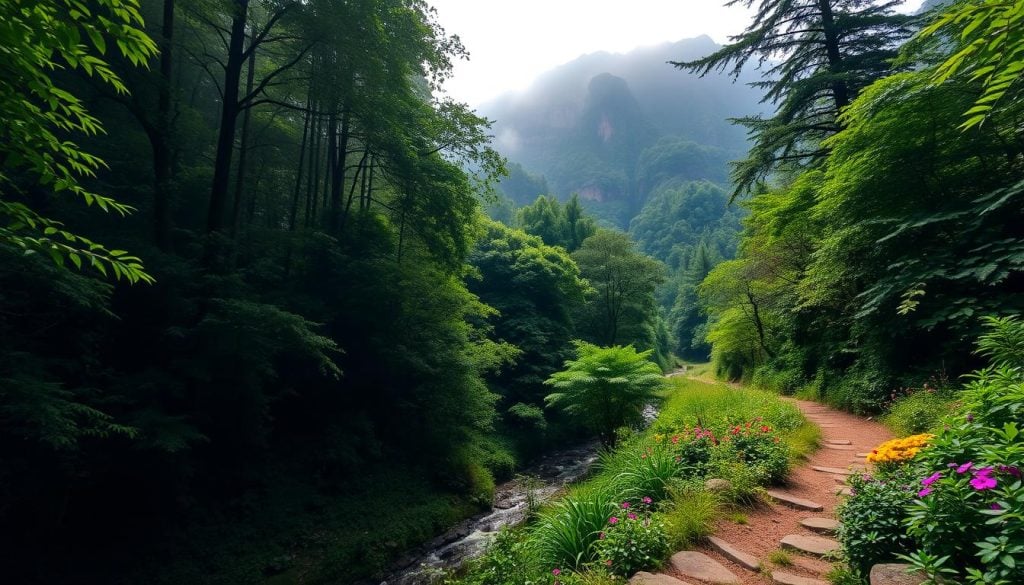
[663,399,894,584]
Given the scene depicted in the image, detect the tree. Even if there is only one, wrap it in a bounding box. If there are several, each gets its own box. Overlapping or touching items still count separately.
[0,0,157,281]
[572,229,666,348]
[545,341,665,448]
[516,193,597,252]
[674,0,912,197]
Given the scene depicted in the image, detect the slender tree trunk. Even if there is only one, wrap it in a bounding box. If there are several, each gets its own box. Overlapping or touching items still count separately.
[816,0,849,113]
[329,109,350,231]
[206,0,249,234]
[152,0,175,249]
[306,107,322,227]
[230,45,256,238]
[288,92,312,232]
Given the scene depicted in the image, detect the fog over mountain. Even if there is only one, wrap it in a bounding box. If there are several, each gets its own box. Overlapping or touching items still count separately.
[479,35,765,226]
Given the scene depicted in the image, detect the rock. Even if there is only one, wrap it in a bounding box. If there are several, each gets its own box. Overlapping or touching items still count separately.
[800,517,840,534]
[705,478,733,493]
[825,439,852,445]
[835,486,853,497]
[811,465,854,475]
[629,571,692,585]
[707,536,760,571]
[771,571,829,585]
[780,534,839,557]
[823,443,855,451]
[669,551,740,584]
[767,490,824,511]
[869,563,927,585]
[856,452,872,458]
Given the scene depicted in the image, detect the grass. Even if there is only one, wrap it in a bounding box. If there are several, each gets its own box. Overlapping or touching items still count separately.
[663,487,720,548]
[728,511,748,525]
[882,390,958,436]
[786,421,822,462]
[767,549,794,566]
[653,377,806,434]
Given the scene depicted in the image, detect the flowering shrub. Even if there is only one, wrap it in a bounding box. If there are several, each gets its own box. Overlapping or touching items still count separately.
[836,467,920,574]
[662,427,717,476]
[717,422,790,482]
[865,433,933,469]
[593,500,669,577]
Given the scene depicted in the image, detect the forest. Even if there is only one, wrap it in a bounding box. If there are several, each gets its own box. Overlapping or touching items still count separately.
[0,0,1021,584]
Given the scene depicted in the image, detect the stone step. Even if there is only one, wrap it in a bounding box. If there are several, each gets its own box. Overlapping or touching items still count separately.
[835,486,853,497]
[780,534,840,557]
[816,424,838,428]
[767,490,824,512]
[823,443,855,451]
[670,551,740,584]
[868,563,927,585]
[772,571,829,585]
[856,452,872,458]
[629,571,694,585]
[707,536,760,571]
[811,465,853,475]
[800,517,840,534]
[825,439,852,445]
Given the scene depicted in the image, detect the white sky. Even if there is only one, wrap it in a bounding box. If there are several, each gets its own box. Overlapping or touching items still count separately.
[429,0,927,107]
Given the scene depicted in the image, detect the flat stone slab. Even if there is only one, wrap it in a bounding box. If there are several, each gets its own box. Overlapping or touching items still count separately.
[800,517,840,534]
[670,551,740,584]
[772,571,829,585]
[812,465,853,475]
[708,536,760,571]
[823,443,855,451]
[629,571,693,585]
[781,534,839,557]
[835,486,853,497]
[856,452,872,458]
[767,490,824,512]
[825,439,852,445]
[869,563,926,585]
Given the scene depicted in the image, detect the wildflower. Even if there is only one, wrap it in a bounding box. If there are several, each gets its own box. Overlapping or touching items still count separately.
[621,501,630,509]
[609,516,619,525]
[598,531,606,540]
[999,465,1021,478]
[921,472,942,487]
[552,569,561,576]
[605,560,613,567]
[991,503,1003,510]
[671,435,680,444]
[955,461,973,474]
[970,467,997,491]
[642,496,652,504]
[966,413,974,422]
[761,425,771,433]
[627,512,637,520]
[918,488,932,497]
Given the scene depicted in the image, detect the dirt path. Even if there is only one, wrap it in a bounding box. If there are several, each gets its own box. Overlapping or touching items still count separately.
[638,398,894,585]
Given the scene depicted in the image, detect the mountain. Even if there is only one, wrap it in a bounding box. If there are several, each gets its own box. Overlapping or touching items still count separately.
[482,36,765,225]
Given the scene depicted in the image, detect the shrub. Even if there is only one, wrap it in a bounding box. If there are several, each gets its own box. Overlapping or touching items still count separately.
[717,422,790,482]
[593,501,670,577]
[605,440,681,502]
[882,388,957,436]
[454,528,545,585]
[836,466,920,575]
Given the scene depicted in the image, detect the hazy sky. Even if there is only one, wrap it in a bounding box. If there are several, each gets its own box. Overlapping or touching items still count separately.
[429,0,927,107]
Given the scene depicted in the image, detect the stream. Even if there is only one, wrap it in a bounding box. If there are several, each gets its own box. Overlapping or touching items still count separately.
[378,402,662,585]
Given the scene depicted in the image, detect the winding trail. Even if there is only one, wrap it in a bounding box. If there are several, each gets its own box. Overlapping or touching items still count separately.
[635,398,894,585]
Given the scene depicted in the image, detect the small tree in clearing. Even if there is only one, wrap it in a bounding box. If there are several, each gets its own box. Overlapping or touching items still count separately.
[545,342,664,448]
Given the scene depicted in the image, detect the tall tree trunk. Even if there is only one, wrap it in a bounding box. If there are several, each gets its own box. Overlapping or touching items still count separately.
[206,0,249,234]
[816,0,849,113]
[306,107,322,227]
[328,109,350,231]
[230,46,257,238]
[288,92,312,232]
[152,0,175,249]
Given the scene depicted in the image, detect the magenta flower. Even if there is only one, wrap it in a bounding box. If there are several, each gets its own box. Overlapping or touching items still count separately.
[970,467,998,491]
[921,472,942,487]
[621,501,630,509]
[999,465,1021,478]
[598,531,606,540]
[608,516,619,525]
[956,461,973,474]
[918,488,932,497]
[991,503,1003,510]
[642,496,653,504]
[552,569,561,576]
[627,512,637,520]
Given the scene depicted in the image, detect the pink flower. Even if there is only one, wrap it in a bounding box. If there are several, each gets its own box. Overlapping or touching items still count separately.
[956,461,973,474]
[621,501,630,509]
[918,488,932,497]
[970,467,998,491]
[627,512,637,520]
[598,531,606,540]
[921,472,942,487]
[642,496,653,504]
[605,560,613,567]
[608,516,619,525]
[552,569,561,576]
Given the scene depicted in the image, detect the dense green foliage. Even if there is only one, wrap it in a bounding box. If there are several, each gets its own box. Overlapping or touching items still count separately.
[837,317,1024,584]
[515,194,597,252]
[694,0,1024,409]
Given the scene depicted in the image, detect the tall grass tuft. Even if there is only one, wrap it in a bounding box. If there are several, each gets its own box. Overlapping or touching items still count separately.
[653,378,804,434]
[662,486,719,548]
[532,484,617,568]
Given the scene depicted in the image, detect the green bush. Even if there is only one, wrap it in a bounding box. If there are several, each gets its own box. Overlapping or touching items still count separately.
[604,440,681,502]
[453,528,545,585]
[836,466,920,575]
[717,422,791,482]
[593,502,669,577]
[882,388,957,436]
